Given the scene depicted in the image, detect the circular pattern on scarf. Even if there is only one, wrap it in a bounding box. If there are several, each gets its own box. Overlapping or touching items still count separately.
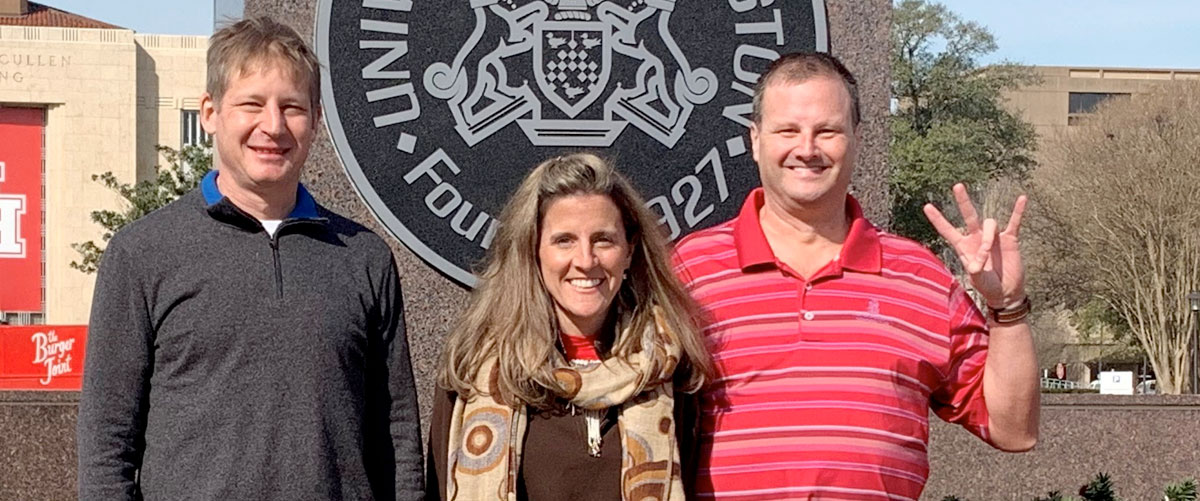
[553,367,583,399]
[455,407,510,475]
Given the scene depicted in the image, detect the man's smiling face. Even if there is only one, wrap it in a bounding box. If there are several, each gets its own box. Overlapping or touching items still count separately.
[200,60,318,199]
[750,75,860,214]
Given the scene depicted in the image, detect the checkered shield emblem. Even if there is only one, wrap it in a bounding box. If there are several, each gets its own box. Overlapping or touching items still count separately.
[533,20,611,118]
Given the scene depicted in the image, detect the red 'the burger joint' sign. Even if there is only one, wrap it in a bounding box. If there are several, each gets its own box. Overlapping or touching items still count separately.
[0,326,87,390]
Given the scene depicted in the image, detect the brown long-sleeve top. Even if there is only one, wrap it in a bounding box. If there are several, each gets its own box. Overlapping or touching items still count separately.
[426,389,700,501]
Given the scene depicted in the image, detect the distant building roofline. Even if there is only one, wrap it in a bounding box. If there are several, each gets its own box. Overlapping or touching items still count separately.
[0,1,124,30]
[1032,64,1200,74]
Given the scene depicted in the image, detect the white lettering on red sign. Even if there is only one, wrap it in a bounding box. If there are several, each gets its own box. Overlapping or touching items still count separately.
[0,161,29,259]
[30,329,75,385]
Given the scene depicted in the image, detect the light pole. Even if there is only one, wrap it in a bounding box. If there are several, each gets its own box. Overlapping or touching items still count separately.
[1188,291,1200,394]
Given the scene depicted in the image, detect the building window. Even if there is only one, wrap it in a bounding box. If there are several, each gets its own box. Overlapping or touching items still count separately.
[1068,92,1130,115]
[0,311,44,326]
[181,110,209,147]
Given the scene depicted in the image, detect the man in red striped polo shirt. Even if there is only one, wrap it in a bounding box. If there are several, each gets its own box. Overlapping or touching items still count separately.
[673,53,1039,500]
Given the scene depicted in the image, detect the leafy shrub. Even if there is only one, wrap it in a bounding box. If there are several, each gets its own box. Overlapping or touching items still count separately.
[1166,478,1197,501]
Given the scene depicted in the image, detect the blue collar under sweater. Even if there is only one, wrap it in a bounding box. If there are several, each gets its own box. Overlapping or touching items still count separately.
[200,170,319,220]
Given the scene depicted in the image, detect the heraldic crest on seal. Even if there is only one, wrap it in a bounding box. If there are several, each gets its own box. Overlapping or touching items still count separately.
[423,0,718,148]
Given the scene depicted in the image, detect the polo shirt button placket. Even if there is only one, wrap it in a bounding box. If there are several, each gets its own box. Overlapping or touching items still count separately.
[797,280,810,337]
[799,282,816,328]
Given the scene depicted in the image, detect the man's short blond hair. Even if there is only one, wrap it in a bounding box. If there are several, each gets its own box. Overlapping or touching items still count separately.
[206,17,321,110]
[752,52,860,127]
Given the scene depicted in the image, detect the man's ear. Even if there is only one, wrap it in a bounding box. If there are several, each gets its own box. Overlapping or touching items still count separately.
[199,92,218,135]
[749,122,760,165]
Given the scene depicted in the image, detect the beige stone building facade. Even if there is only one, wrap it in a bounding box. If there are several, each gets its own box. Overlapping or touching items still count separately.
[1004,65,1200,149]
[0,0,207,324]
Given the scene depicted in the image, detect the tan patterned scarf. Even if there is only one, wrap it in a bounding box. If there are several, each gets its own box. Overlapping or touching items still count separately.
[445,309,684,501]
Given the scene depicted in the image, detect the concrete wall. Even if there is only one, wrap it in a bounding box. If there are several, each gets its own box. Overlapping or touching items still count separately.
[5,393,1198,499]
[0,26,205,324]
[923,394,1200,501]
[0,391,78,500]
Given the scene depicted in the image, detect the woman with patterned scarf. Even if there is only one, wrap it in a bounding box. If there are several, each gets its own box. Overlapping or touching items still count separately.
[426,153,715,501]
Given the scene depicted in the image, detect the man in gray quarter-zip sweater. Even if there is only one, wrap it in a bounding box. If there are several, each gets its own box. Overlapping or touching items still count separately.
[76,18,423,501]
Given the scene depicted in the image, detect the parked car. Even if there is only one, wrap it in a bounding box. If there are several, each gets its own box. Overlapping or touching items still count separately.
[1136,379,1158,394]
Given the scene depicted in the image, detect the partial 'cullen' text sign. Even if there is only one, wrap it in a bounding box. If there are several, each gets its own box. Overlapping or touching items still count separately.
[317,0,828,286]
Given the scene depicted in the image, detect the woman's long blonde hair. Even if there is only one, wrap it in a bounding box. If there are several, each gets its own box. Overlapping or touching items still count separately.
[439,153,714,410]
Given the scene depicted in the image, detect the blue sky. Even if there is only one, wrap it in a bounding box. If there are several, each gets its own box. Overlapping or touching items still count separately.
[45,0,214,36]
[949,0,1200,69]
[43,0,1200,69]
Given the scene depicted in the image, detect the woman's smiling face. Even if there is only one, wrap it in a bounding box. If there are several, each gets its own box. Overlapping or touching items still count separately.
[537,193,632,337]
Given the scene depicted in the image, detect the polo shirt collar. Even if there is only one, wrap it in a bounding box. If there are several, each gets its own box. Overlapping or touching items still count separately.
[840,196,882,274]
[732,188,776,270]
[732,188,882,274]
[200,170,320,220]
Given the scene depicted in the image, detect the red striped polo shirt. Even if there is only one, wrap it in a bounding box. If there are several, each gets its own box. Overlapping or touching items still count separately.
[673,189,993,501]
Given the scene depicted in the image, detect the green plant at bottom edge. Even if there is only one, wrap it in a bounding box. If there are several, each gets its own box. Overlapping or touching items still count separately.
[1166,478,1197,501]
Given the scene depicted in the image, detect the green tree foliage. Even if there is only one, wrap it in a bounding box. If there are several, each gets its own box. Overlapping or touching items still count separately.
[1071,297,1132,342]
[71,144,211,273]
[889,0,1038,251]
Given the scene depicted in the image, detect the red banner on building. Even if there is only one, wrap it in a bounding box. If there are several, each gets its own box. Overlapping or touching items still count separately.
[0,107,44,312]
[0,326,87,390]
